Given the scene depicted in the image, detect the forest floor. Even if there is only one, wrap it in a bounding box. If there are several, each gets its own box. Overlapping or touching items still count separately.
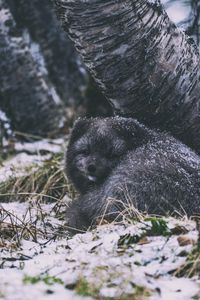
[0,138,200,300]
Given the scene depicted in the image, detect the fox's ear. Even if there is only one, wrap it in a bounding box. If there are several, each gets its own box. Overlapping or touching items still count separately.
[114,117,150,147]
[69,117,90,143]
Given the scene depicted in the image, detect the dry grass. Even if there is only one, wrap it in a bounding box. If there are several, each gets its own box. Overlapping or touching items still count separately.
[0,152,77,251]
[174,246,200,278]
[0,153,76,203]
[174,218,200,278]
[0,197,70,255]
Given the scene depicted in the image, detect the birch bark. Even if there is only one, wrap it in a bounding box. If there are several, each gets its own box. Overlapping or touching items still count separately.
[55,0,200,153]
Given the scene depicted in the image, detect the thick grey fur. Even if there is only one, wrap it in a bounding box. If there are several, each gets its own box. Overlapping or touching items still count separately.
[65,117,200,233]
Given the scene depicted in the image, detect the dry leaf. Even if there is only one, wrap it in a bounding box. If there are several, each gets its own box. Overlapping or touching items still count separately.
[177,236,195,246]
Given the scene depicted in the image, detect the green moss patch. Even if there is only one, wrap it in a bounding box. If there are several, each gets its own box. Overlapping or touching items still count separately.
[75,278,100,298]
[23,275,64,286]
[144,217,171,237]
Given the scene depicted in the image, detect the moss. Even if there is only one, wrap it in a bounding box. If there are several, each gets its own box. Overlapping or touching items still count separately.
[144,217,171,237]
[23,275,64,286]
[74,276,151,300]
[192,291,200,299]
[118,233,141,248]
[117,217,171,249]
[118,285,151,300]
[75,278,100,298]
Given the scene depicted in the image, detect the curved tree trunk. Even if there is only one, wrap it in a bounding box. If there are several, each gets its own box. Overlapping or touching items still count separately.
[55,0,200,153]
[0,0,65,137]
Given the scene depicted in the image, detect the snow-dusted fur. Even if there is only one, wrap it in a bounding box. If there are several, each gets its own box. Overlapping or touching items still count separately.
[65,117,200,232]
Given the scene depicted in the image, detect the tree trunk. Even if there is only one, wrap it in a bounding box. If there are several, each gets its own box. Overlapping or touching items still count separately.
[0,0,65,137]
[7,0,87,105]
[55,0,200,153]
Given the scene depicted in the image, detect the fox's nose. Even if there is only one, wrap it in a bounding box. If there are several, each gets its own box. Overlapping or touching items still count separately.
[87,164,96,174]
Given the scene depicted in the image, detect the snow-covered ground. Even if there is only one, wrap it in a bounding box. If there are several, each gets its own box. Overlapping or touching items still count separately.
[0,140,200,300]
[0,138,64,183]
[1,200,200,300]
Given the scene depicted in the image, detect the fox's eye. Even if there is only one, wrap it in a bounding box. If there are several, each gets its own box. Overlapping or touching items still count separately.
[106,149,119,158]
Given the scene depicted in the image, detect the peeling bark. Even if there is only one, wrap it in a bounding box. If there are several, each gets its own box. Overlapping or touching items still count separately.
[0,0,65,137]
[55,0,200,153]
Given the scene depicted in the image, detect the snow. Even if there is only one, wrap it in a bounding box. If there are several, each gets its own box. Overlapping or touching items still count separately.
[154,278,198,300]
[0,110,12,136]
[0,139,64,183]
[0,270,91,300]
[0,153,50,182]
[14,138,63,154]
[1,200,199,300]
[161,0,190,25]
[0,110,9,123]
